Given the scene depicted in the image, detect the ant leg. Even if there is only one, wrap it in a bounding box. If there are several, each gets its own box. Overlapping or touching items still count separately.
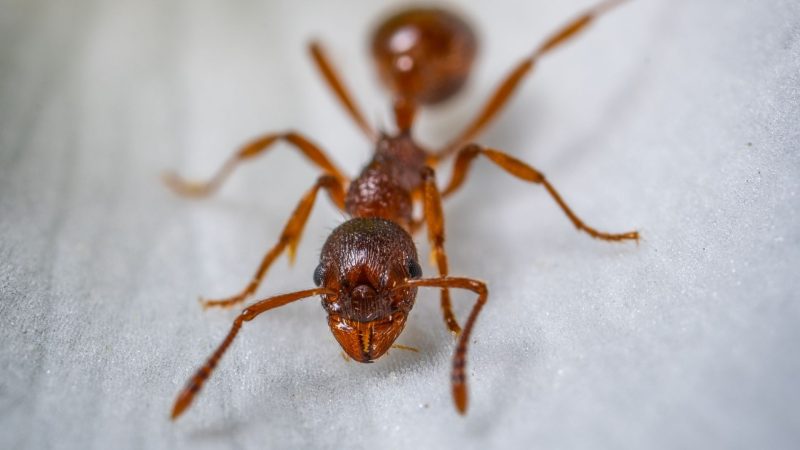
[406,276,488,414]
[443,145,638,242]
[409,217,425,235]
[171,287,332,420]
[421,167,461,335]
[201,175,346,309]
[309,41,376,141]
[433,0,630,161]
[164,131,347,197]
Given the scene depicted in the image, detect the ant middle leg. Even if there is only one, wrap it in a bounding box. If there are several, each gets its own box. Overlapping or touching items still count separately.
[442,145,639,242]
[421,167,461,335]
[200,175,347,309]
[433,0,631,161]
[164,131,347,197]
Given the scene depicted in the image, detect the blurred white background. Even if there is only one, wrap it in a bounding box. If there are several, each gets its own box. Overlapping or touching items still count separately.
[1,0,798,448]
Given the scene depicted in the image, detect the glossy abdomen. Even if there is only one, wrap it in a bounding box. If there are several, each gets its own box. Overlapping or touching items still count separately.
[371,7,477,104]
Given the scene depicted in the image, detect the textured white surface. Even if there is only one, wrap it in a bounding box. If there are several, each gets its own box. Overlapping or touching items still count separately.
[1,0,799,448]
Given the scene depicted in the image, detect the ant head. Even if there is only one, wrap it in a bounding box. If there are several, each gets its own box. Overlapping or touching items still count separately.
[315,218,422,362]
[371,7,477,105]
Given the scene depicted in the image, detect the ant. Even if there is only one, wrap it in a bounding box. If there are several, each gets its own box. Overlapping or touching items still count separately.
[166,0,638,420]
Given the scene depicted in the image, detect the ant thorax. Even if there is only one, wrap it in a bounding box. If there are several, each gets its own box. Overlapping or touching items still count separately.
[344,134,428,229]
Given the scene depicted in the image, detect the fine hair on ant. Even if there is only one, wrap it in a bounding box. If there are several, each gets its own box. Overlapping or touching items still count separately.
[166,0,638,420]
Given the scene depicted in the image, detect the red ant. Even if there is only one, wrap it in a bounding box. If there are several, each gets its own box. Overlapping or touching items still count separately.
[166,0,638,420]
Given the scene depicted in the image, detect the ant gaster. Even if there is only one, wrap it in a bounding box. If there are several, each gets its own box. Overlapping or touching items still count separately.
[167,0,638,420]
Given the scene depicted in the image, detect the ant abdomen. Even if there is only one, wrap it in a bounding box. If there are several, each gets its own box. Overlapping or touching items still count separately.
[371,7,477,104]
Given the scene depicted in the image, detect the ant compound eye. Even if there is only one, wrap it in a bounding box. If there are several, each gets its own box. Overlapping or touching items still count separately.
[407,259,422,279]
[313,263,325,286]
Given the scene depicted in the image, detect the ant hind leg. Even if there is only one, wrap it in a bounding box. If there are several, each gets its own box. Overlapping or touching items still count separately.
[309,41,376,141]
[434,0,631,161]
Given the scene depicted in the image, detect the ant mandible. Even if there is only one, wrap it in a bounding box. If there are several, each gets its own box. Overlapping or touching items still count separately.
[166,0,638,420]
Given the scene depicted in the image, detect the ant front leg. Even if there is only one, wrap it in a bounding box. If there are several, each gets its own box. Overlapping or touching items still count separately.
[200,175,347,309]
[164,131,347,197]
[421,167,461,335]
[443,145,638,242]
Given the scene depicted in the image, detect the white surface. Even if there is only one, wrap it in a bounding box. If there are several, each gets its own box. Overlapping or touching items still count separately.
[1,0,799,449]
